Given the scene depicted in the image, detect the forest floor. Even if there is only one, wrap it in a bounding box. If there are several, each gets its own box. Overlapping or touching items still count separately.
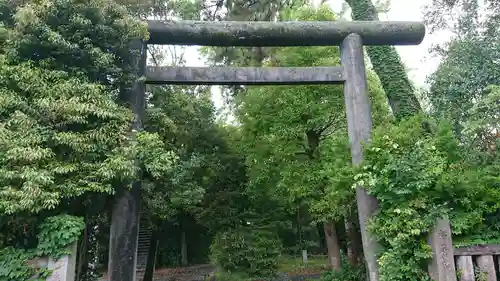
[278,255,328,276]
[99,264,215,281]
[99,256,328,281]
[146,264,216,281]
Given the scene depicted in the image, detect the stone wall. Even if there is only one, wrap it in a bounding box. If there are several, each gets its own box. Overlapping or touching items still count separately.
[30,242,78,281]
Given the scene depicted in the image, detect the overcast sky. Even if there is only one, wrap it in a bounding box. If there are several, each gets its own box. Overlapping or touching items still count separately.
[368,0,451,87]
[179,0,452,113]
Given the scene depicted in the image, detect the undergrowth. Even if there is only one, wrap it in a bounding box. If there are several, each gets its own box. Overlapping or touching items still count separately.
[0,215,84,281]
[355,116,500,281]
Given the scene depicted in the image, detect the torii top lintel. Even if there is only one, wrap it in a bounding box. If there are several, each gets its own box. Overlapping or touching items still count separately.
[146,20,425,46]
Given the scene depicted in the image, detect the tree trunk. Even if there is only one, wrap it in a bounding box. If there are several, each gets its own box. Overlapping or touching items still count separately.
[345,217,360,266]
[324,221,342,270]
[345,0,422,120]
[181,230,188,266]
[143,230,158,281]
[296,209,308,264]
[76,220,89,281]
[317,222,326,250]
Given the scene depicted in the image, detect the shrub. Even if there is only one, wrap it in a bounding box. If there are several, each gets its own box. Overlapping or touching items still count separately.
[0,215,84,281]
[320,263,365,281]
[355,116,500,281]
[210,227,283,278]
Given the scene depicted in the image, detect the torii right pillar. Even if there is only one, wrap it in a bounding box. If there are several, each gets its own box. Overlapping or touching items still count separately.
[341,33,380,281]
[341,32,457,281]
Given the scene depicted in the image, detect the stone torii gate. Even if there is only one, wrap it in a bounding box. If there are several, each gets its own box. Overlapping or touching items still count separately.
[108,20,430,281]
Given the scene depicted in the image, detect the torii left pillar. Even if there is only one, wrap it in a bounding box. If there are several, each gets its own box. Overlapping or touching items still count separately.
[108,39,147,281]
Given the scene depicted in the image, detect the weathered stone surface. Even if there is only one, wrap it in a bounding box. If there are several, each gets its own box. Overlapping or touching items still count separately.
[108,188,141,281]
[29,242,78,281]
[454,244,500,256]
[145,66,345,85]
[341,33,380,281]
[476,255,496,281]
[456,255,474,281]
[427,217,457,281]
[147,20,425,46]
[108,40,147,281]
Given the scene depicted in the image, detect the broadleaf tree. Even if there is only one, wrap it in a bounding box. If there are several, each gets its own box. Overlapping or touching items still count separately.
[236,4,391,270]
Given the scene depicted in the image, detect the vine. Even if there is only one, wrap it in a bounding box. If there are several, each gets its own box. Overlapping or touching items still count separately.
[0,215,84,281]
[354,116,499,281]
[347,0,422,120]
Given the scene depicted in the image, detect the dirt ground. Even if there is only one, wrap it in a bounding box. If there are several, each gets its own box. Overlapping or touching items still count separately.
[99,264,216,281]
[98,263,324,281]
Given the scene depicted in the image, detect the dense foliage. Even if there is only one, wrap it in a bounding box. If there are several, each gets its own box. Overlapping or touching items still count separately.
[355,116,499,281]
[210,228,283,278]
[424,0,500,130]
[0,58,132,214]
[424,0,500,247]
[0,0,153,280]
[0,215,84,281]
[236,4,390,229]
[0,0,149,214]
